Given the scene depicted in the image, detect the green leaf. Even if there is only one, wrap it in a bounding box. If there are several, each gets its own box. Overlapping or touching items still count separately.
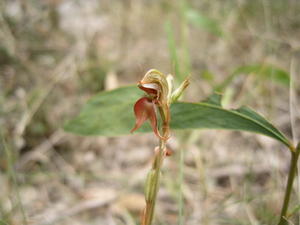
[185,9,223,37]
[171,94,290,147]
[64,86,146,136]
[287,204,300,218]
[216,64,290,91]
[64,87,291,148]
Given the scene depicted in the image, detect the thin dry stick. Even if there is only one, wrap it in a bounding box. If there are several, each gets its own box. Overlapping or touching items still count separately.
[14,53,76,138]
[16,130,65,170]
[34,195,117,225]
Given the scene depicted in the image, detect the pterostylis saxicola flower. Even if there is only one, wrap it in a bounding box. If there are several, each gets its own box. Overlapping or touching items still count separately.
[131,69,189,225]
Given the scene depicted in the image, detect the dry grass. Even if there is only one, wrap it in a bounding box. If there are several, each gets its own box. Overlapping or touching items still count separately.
[1,0,300,224]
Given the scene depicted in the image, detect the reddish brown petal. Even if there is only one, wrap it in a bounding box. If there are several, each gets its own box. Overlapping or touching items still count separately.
[131,97,151,133]
[131,97,163,139]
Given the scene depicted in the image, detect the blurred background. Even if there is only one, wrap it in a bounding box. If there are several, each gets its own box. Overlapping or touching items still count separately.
[1,0,300,224]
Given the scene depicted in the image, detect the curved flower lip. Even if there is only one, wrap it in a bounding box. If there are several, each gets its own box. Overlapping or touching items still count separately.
[130,97,163,139]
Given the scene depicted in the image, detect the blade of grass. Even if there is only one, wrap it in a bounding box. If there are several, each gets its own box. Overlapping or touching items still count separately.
[165,20,181,81]
[178,135,185,225]
[0,220,9,225]
[289,52,299,224]
[176,2,191,224]
[178,0,191,83]
[1,132,28,225]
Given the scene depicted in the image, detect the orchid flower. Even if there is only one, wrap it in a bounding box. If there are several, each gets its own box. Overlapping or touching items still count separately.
[131,69,189,140]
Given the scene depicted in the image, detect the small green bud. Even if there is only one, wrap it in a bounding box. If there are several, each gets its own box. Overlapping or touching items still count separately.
[171,78,190,103]
[144,169,158,202]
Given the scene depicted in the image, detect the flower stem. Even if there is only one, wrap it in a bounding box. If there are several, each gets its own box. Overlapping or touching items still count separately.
[142,124,168,225]
[278,143,300,225]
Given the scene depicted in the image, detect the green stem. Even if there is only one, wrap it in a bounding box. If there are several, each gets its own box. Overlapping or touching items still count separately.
[278,144,300,225]
[142,121,168,225]
[143,140,166,225]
